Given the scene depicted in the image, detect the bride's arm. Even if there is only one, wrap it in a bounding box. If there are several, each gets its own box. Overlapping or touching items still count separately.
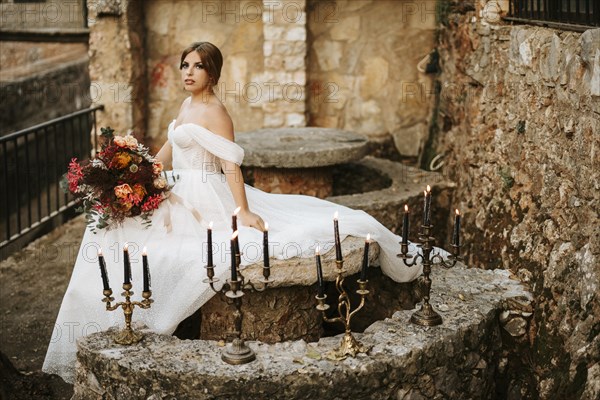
[220,159,265,231]
[155,141,173,170]
[208,109,265,231]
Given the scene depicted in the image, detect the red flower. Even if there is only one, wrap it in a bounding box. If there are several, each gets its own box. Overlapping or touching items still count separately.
[141,194,162,212]
[67,158,83,192]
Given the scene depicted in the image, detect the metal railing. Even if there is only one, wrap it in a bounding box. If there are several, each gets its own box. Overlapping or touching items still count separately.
[0,105,104,252]
[506,0,600,30]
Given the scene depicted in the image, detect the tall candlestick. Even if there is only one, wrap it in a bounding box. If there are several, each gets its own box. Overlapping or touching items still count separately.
[207,221,214,266]
[231,231,238,282]
[98,248,110,291]
[263,222,270,279]
[452,209,461,246]
[360,234,370,281]
[333,211,342,262]
[142,247,150,292]
[123,243,131,285]
[402,204,409,245]
[315,246,324,297]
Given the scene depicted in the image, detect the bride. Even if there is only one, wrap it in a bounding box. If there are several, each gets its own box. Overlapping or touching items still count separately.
[42,42,425,383]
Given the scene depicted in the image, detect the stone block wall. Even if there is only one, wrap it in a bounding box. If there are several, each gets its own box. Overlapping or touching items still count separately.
[88,0,437,155]
[307,0,437,156]
[433,1,599,399]
[144,0,267,144]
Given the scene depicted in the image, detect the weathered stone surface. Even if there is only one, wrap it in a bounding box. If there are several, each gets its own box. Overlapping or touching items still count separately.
[237,127,369,168]
[252,166,334,197]
[329,157,456,245]
[74,264,531,399]
[435,4,599,398]
[307,0,436,146]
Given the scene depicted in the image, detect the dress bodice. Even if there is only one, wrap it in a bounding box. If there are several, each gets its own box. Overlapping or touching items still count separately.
[168,120,244,170]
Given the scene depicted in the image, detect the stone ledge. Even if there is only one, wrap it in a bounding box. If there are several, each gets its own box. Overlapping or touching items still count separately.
[236,127,370,168]
[74,265,532,399]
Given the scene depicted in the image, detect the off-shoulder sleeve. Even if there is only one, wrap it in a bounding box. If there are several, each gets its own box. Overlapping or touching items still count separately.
[180,123,245,166]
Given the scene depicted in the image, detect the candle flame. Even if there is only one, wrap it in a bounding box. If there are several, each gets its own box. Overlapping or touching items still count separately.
[333,211,339,220]
[455,209,460,215]
[404,204,408,212]
[426,185,431,192]
[209,221,214,229]
[366,233,371,241]
[315,245,320,255]
[264,222,269,230]
[124,242,129,251]
[98,248,103,256]
[232,230,239,240]
[142,246,147,256]
[233,206,241,216]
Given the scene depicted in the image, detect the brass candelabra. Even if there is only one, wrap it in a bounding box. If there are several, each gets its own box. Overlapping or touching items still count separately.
[102,284,153,344]
[315,260,370,359]
[204,248,273,365]
[398,222,461,326]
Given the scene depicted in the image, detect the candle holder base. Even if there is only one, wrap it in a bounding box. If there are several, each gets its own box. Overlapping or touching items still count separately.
[327,332,370,359]
[114,327,144,345]
[410,303,442,327]
[221,338,256,365]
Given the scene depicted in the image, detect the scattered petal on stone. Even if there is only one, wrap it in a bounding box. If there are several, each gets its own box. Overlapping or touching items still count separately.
[305,345,322,360]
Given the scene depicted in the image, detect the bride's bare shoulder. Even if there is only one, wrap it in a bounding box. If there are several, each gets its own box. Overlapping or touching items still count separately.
[204,103,234,141]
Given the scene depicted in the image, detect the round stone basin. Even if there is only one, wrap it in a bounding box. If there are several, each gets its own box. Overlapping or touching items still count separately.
[237,127,370,198]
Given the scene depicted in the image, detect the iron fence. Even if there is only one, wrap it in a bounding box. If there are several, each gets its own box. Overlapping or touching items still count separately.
[507,0,600,30]
[0,105,104,253]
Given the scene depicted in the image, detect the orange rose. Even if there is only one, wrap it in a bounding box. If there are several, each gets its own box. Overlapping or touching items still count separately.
[111,152,132,169]
[132,183,146,198]
[114,183,133,199]
[153,161,164,175]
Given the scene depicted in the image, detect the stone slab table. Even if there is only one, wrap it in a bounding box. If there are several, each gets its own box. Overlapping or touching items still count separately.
[74,265,533,400]
[236,127,370,198]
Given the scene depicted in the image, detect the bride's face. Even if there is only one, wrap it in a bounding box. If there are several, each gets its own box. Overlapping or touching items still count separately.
[180,51,211,93]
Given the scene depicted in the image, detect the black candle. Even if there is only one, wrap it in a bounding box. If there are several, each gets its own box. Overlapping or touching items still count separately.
[98,248,110,291]
[425,185,432,225]
[315,246,324,297]
[263,222,270,279]
[333,211,342,262]
[360,234,370,281]
[232,207,240,231]
[402,204,409,245]
[231,232,238,282]
[142,247,151,292]
[123,243,131,285]
[207,221,214,266]
[452,209,461,246]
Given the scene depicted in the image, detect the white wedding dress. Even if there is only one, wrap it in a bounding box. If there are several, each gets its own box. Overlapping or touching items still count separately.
[42,120,426,383]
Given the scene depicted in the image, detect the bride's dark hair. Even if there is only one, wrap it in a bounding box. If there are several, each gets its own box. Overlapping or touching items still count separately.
[180,42,223,87]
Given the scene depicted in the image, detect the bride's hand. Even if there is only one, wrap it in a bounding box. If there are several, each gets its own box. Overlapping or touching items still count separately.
[238,209,266,231]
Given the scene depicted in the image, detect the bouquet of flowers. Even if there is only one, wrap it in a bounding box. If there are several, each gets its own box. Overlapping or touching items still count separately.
[64,127,171,231]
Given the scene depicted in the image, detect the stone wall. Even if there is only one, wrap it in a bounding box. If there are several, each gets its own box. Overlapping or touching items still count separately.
[433,1,599,399]
[0,0,86,30]
[88,0,147,140]
[144,0,266,145]
[89,0,436,155]
[74,264,532,399]
[307,0,437,156]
